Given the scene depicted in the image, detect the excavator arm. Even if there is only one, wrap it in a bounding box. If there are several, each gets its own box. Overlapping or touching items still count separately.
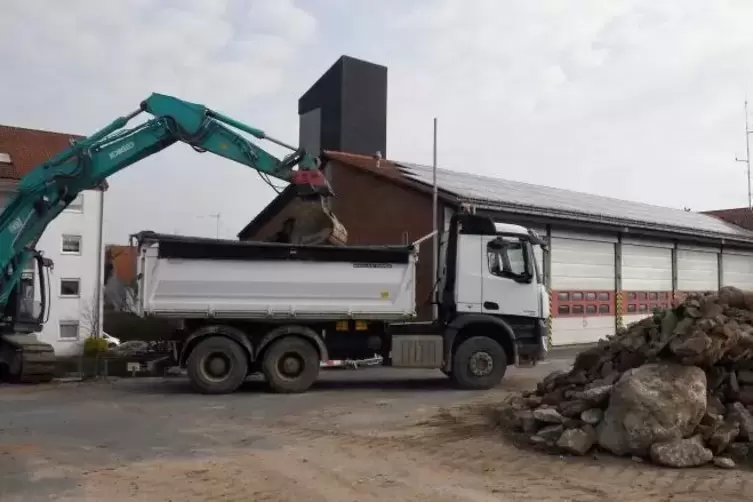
[0,93,347,383]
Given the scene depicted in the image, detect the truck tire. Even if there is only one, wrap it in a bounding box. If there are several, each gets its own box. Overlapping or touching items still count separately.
[450,336,507,390]
[261,336,320,394]
[186,336,248,394]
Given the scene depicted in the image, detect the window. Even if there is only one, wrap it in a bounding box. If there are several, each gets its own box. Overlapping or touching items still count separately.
[64,193,84,213]
[60,278,80,297]
[571,292,583,301]
[487,238,528,279]
[61,235,82,254]
[571,305,584,314]
[586,304,597,314]
[585,292,597,301]
[598,304,610,314]
[558,305,570,315]
[59,320,80,340]
[558,292,570,301]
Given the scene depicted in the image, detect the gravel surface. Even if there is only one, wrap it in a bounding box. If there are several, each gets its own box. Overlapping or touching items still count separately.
[1,362,752,501]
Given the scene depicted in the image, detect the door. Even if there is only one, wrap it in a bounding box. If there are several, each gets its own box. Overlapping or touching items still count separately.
[550,235,616,345]
[677,246,719,299]
[722,250,753,290]
[481,235,539,317]
[621,241,672,325]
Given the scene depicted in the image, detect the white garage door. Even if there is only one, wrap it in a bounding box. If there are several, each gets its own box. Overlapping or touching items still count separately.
[621,239,673,325]
[550,232,616,346]
[677,246,719,293]
[722,250,753,290]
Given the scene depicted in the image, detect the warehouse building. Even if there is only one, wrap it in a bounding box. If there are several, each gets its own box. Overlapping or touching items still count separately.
[239,55,753,347]
[0,125,106,356]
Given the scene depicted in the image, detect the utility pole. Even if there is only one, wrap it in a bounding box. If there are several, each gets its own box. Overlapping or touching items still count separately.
[735,98,753,210]
[432,118,439,321]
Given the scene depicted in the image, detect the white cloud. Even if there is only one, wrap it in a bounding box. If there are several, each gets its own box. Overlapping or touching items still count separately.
[2,0,753,246]
[0,0,318,242]
[379,0,753,211]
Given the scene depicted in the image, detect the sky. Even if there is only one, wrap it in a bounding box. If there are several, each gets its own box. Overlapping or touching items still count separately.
[2,0,753,244]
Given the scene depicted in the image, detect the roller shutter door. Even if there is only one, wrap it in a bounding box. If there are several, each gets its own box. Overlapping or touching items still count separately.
[621,240,672,325]
[722,250,753,290]
[550,234,616,346]
[677,247,719,294]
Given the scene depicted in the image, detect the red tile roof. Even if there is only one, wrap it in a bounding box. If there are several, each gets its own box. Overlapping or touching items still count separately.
[0,125,83,180]
[0,124,109,190]
[321,150,445,199]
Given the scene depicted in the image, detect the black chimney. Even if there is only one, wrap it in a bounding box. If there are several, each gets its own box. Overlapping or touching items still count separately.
[298,55,388,158]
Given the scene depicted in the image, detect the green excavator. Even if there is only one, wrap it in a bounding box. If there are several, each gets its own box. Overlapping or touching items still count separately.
[0,93,347,384]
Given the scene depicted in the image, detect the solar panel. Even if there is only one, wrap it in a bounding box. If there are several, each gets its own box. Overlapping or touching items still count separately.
[395,161,753,240]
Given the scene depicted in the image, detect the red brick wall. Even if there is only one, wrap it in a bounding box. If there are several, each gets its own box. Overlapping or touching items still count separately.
[249,160,438,320]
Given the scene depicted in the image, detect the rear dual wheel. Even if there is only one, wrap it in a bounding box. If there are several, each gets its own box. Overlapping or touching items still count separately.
[262,336,320,394]
[187,336,248,394]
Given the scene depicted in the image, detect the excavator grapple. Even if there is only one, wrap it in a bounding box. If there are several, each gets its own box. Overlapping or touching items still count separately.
[274,197,348,246]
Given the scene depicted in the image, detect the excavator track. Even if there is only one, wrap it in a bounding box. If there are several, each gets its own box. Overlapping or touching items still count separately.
[0,334,56,384]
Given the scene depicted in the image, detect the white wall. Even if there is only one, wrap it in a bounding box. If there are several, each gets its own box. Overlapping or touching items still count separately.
[0,187,104,357]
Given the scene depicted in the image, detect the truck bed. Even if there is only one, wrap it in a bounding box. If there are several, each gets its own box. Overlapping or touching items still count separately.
[134,232,418,321]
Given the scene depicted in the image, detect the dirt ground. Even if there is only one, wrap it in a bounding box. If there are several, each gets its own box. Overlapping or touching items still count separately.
[1,362,753,502]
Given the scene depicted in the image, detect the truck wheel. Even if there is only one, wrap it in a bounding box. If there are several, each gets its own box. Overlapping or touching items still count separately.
[450,336,507,390]
[262,336,320,394]
[186,336,248,394]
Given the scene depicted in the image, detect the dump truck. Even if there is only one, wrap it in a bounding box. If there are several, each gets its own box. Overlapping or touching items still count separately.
[133,212,550,394]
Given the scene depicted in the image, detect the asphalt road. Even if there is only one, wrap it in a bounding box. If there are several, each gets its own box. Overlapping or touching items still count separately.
[0,363,569,501]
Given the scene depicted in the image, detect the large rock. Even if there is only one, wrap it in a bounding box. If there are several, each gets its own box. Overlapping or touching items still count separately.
[650,435,713,468]
[557,425,597,456]
[597,363,707,457]
[533,407,564,424]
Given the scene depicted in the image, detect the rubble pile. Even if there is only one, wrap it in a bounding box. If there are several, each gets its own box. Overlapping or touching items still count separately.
[500,286,753,469]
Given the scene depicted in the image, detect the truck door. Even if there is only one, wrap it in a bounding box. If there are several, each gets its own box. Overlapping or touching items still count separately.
[482,236,539,317]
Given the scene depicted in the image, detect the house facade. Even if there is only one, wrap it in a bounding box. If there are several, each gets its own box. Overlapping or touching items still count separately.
[0,125,105,356]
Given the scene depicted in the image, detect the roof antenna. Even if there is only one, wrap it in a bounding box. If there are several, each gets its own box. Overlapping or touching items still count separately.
[374,151,382,169]
[735,95,753,210]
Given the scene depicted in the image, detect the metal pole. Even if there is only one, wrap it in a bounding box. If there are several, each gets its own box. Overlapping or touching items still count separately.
[735,98,752,209]
[746,100,751,210]
[432,118,439,321]
[94,187,105,338]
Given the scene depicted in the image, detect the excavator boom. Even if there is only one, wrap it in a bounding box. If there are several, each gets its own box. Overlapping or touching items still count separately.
[0,93,347,383]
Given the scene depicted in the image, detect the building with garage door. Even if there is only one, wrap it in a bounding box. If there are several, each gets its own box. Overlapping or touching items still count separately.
[239,55,753,347]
